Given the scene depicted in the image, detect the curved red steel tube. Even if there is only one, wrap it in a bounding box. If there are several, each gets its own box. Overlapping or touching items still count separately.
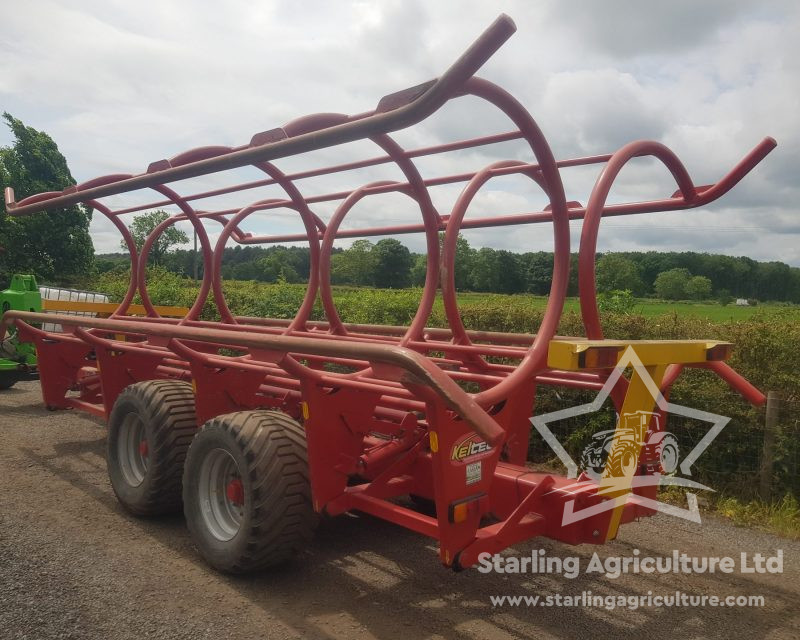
[578,140,696,340]
[455,77,571,408]
[577,137,777,340]
[134,184,215,321]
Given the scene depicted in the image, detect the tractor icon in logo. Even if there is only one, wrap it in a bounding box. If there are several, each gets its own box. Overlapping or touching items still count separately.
[580,410,680,482]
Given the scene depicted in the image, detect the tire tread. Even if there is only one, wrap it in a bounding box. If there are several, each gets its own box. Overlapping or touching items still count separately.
[108,379,197,515]
[185,410,317,573]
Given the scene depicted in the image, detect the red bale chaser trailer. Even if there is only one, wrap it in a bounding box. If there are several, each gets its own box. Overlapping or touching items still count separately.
[2,15,774,573]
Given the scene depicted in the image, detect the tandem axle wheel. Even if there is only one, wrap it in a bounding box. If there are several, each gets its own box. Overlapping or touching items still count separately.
[182,410,318,574]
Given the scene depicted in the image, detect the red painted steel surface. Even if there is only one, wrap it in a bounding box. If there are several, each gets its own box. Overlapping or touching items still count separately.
[1,14,775,568]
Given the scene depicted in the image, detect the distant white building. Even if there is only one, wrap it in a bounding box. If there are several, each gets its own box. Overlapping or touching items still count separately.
[735,298,749,306]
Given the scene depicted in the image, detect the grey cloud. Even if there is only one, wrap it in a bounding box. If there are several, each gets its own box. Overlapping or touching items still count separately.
[539,69,668,156]
[544,0,766,57]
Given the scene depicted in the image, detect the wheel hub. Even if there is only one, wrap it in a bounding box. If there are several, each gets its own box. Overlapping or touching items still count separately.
[226,478,244,505]
[118,413,149,487]
[198,448,244,541]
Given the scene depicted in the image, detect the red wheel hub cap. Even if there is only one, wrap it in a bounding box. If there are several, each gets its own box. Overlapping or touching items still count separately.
[226,478,244,505]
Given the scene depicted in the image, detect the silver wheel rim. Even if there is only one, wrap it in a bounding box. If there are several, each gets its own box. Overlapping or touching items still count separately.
[198,448,244,541]
[660,442,679,474]
[118,413,148,486]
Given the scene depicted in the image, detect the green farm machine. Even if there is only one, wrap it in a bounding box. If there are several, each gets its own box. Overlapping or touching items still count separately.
[0,274,40,389]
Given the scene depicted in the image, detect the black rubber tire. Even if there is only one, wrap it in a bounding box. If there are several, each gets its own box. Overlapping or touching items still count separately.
[107,380,197,516]
[0,377,16,391]
[182,410,318,574]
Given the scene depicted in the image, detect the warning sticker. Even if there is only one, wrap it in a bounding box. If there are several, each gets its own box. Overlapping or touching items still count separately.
[466,461,482,486]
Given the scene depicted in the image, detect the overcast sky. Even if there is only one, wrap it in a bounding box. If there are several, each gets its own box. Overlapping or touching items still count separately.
[1,1,797,265]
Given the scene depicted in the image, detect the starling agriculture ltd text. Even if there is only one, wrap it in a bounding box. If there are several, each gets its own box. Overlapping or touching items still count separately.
[476,549,784,579]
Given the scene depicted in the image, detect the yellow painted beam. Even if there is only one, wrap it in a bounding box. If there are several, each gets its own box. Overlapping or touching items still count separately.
[597,364,667,541]
[548,338,731,370]
[42,299,188,318]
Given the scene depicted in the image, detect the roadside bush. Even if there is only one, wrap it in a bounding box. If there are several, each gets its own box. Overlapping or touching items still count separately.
[597,289,636,314]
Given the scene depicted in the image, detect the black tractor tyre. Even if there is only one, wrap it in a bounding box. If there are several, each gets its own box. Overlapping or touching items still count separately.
[107,380,197,516]
[182,410,318,574]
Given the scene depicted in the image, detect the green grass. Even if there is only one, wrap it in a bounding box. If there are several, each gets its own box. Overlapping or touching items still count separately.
[715,495,800,539]
[601,298,792,321]
[453,292,797,322]
[95,269,799,324]
[657,488,800,539]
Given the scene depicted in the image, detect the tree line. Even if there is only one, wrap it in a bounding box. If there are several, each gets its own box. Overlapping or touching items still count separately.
[97,234,800,303]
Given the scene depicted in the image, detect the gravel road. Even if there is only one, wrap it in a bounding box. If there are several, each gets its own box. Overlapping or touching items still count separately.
[1,381,798,640]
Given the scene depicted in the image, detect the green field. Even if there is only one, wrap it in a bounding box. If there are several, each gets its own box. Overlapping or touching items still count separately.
[453,292,797,322]
[93,269,800,327]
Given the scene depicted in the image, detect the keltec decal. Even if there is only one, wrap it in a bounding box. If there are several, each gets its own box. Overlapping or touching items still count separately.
[451,433,492,462]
